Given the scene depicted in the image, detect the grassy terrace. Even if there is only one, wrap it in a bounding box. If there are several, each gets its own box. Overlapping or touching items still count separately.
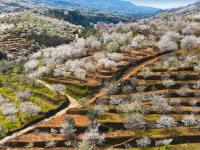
[0,68,67,137]
[43,78,100,100]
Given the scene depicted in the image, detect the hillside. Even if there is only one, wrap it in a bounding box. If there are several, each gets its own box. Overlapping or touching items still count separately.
[0,12,81,61]
[155,0,200,17]
[45,9,127,27]
[1,0,200,150]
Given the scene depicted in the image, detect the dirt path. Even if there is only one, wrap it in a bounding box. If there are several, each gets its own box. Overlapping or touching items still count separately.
[36,79,80,109]
[121,53,168,80]
[0,80,80,145]
[86,90,107,105]
[121,57,159,80]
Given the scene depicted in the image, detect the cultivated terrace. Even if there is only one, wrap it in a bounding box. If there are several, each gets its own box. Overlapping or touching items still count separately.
[1,2,200,150]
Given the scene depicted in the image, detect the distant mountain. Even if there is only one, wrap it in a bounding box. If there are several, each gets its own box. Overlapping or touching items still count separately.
[0,0,129,27]
[31,0,160,18]
[155,1,200,17]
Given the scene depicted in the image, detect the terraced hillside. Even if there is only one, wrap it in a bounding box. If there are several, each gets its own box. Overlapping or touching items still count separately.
[42,49,155,92]
[0,65,69,141]
[2,1,200,149]
[0,38,39,61]
[6,50,200,149]
[0,12,81,57]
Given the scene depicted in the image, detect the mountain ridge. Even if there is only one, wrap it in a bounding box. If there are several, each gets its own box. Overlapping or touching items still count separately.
[31,0,160,18]
[155,0,200,17]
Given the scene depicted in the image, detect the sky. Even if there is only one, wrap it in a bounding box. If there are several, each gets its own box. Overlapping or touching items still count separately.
[128,0,199,9]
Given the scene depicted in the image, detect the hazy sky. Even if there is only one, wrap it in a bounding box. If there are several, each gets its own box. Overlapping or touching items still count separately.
[128,0,199,9]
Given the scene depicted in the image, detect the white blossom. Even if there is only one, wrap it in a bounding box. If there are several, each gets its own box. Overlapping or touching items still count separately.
[24,60,39,71]
[182,115,198,126]
[106,41,120,52]
[20,102,41,116]
[155,138,173,146]
[136,136,151,148]
[162,79,175,88]
[181,35,200,50]
[107,53,124,62]
[52,84,66,93]
[74,68,86,81]
[158,39,178,52]
[98,58,117,70]
[16,91,31,101]
[156,115,177,129]
[124,113,146,130]
[131,34,145,49]
[83,123,105,145]
[45,141,56,148]
[0,102,18,115]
